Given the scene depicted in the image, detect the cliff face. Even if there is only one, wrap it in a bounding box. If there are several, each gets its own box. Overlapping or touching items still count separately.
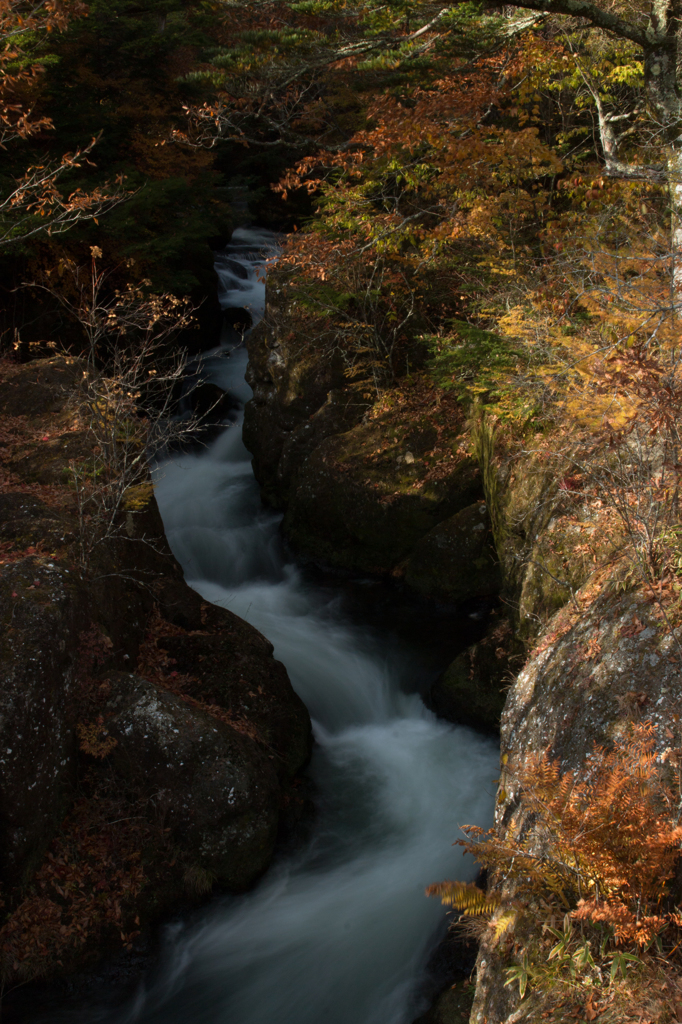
[0,356,312,986]
[243,285,499,601]
[241,286,678,1024]
[466,437,675,1024]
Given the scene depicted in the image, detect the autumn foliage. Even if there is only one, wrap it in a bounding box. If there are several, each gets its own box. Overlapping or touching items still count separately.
[429,722,682,1016]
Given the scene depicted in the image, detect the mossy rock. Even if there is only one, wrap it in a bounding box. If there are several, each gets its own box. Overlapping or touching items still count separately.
[474,417,623,641]
[282,423,482,573]
[244,280,483,572]
[516,513,623,641]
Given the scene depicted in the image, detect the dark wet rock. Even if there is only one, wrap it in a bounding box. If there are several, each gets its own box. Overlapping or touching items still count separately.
[0,492,73,548]
[413,916,479,1024]
[428,615,518,733]
[157,603,312,780]
[413,982,475,1024]
[190,381,239,423]
[105,673,280,889]
[224,306,253,333]
[0,356,82,417]
[405,502,501,605]
[0,558,85,884]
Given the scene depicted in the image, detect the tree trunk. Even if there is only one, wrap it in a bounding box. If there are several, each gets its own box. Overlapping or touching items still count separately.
[669,145,682,304]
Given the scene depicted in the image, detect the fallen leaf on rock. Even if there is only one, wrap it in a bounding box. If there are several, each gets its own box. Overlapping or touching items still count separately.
[621,615,646,638]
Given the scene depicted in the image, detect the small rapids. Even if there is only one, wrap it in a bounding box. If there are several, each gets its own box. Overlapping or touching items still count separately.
[91,227,499,1024]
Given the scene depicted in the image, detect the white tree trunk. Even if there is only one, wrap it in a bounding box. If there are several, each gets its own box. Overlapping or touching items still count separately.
[669,145,682,306]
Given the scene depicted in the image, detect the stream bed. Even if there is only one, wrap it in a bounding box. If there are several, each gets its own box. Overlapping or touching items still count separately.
[87,230,499,1024]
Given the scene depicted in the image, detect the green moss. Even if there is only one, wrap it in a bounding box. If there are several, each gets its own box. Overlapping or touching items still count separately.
[427,320,521,400]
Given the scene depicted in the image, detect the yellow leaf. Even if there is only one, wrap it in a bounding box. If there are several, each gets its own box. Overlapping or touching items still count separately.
[491,909,517,945]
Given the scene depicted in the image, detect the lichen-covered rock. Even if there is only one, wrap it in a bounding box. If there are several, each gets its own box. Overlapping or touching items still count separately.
[469,583,682,1024]
[105,673,280,889]
[405,502,501,605]
[0,558,84,884]
[501,588,681,770]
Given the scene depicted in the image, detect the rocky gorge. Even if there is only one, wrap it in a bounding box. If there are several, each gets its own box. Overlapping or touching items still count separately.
[1,251,677,1024]
[241,273,682,1023]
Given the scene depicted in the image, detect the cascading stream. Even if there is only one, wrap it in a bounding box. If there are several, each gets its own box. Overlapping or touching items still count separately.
[110,228,498,1024]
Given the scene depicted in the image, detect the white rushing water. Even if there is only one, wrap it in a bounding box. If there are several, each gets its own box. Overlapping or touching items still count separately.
[112,228,498,1024]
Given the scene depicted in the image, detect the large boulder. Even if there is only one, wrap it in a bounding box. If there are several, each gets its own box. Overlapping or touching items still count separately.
[0,351,314,986]
[404,501,501,605]
[105,673,280,889]
[470,585,682,1023]
[243,289,365,510]
[281,421,482,574]
[428,615,518,733]
[153,599,312,780]
[243,281,483,574]
[0,558,84,884]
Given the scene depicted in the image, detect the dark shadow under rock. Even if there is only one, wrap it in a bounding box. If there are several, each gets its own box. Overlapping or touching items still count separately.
[405,501,501,606]
[412,920,479,1024]
[428,613,521,733]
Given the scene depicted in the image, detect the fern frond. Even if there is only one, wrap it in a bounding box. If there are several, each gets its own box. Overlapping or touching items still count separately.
[490,908,517,944]
[426,880,501,916]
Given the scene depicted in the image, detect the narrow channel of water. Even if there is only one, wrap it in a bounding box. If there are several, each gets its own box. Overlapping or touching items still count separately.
[108,229,499,1024]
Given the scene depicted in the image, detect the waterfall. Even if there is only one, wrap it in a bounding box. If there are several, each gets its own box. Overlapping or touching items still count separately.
[96,227,499,1024]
